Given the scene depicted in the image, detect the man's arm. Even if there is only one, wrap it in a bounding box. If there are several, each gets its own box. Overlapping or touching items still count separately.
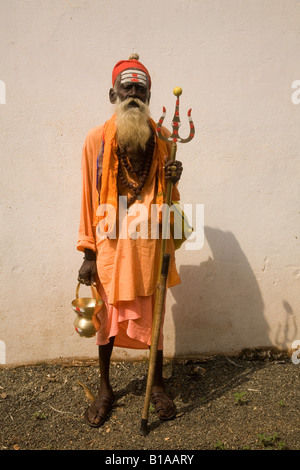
[76,127,103,285]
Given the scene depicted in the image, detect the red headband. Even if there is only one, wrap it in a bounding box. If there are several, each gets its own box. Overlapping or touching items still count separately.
[112,59,151,89]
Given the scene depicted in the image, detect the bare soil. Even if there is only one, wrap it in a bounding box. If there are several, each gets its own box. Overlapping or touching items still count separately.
[0,350,299,453]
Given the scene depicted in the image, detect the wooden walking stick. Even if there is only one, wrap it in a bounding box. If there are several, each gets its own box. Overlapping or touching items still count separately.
[140,87,195,436]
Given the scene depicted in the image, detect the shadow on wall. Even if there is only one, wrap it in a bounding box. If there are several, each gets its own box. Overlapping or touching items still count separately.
[275,300,298,351]
[171,227,271,357]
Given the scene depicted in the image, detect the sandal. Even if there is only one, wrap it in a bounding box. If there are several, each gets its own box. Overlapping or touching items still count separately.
[84,394,114,428]
[151,391,177,421]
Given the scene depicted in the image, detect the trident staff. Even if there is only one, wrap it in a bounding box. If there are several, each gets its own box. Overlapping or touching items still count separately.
[140,87,195,436]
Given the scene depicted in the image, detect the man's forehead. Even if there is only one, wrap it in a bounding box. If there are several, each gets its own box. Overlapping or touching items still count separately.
[120,68,148,87]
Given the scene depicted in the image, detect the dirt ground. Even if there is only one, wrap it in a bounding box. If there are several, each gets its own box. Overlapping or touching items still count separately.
[0,349,299,453]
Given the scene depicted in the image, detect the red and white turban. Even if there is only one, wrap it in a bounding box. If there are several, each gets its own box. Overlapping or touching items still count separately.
[112,54,151,89]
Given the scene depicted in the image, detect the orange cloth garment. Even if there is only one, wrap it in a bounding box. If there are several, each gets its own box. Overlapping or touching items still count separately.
[95,283,165,350]
[77,116,181,349]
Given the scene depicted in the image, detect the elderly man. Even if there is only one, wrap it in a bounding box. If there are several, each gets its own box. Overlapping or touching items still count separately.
[77,54,183,428]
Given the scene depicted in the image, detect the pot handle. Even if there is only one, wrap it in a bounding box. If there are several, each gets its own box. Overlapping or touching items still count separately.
[91,284,103,307]
[75,282,103,306]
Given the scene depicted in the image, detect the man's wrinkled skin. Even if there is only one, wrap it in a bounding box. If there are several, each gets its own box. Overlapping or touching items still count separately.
[78,255,97,287]
[79,75,182,427]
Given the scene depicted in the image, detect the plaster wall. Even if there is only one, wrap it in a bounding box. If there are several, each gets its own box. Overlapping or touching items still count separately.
[0,0,299,365]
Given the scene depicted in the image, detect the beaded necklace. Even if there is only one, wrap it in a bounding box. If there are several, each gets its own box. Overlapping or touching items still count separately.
[116,131,155,207]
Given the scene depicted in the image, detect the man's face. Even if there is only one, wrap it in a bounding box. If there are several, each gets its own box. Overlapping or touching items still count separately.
[110,68,151,106]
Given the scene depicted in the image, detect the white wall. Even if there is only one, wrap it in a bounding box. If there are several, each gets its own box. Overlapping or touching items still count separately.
[0,0,299,365]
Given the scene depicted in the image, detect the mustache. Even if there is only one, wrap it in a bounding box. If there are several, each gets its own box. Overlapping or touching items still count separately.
[116,97,149,114]
[125,98,142,108]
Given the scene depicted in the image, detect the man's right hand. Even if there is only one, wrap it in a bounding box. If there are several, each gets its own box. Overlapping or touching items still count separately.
[78,259,97,286]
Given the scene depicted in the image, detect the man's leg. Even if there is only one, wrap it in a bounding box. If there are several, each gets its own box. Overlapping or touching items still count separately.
[152,350,165,391]
[84,337,115,427]
[98,336,115,397]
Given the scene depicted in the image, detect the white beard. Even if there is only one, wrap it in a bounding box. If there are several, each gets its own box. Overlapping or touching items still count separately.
[115,98,152,152]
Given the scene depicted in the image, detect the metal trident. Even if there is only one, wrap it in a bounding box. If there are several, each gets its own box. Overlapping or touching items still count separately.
[140,87,195,436]
[156,87,195,143]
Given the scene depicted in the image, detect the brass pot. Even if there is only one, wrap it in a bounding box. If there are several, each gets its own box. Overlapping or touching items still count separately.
[71,283,103,338]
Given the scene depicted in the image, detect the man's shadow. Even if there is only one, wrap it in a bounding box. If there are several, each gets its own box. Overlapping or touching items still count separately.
[116,228,271,429]
[171,227,270,357]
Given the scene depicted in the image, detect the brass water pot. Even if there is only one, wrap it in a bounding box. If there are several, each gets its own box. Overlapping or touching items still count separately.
[71,283,103,338]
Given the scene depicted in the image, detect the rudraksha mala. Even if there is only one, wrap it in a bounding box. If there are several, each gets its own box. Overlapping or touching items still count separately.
[117,131,155,207]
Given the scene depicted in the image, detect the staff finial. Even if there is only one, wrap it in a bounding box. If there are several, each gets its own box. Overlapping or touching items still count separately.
[157,87,195,144]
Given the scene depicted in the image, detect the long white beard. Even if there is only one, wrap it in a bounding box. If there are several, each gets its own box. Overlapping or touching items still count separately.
[115,98,151,152]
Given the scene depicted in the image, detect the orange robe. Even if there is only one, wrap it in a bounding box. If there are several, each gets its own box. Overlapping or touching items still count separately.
[77,115,180,349]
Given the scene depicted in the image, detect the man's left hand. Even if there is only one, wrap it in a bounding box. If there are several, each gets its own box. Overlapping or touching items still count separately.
[164,159,183,184]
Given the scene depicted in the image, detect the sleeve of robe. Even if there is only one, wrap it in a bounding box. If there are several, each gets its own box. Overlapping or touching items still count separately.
[77,126,103,253]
